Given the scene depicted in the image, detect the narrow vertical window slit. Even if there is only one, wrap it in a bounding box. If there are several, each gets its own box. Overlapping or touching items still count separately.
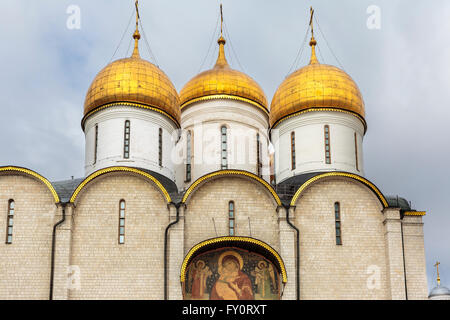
[229,201,235,236]
[119,200,126,244]
[324,125,331,164]
[124,120,130,159]
[257,133,262,177]
[335,202,342,245]
[354,132,359,171]
[291,132,296,170]
[6,200,14,244]
[94,124,98,165]
[159,128,163,167]
[186,130,192,182]
[221,126,228,170]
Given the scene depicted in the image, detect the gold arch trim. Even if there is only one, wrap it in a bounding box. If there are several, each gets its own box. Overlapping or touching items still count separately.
[182,170,281,206]
[0,166,60,203]
[271,107,367,132]
[70,167,172,203]
[290,172,388,208]
[180,94,269,115]
[81,101,180,130]
[180,236,288,283]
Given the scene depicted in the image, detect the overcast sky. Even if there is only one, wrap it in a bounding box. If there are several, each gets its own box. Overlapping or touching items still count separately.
[0,0,448,293]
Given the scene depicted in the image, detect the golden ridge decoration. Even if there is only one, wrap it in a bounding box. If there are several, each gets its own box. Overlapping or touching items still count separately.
[404,211,426,216]
[70,166,171,203]
[180,94,269,114]
[270,107,367,132]
[180,236,288,283]
[290,172,388,207]
[181,170,281,206]
[81,101,180,129]
[0,166,60,203]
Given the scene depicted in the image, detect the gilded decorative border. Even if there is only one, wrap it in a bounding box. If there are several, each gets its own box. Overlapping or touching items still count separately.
[82,101,180,129]
[180,94,269,115]
[0,166,60,203]
[404,211,426,216]
[180,236,287,283]
[290,172,388,207]
[271,107,367,132]
[70,166,171,203]
[182,170,281,206]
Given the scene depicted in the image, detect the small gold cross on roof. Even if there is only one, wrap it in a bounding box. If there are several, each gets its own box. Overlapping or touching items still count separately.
[434,261,441,286]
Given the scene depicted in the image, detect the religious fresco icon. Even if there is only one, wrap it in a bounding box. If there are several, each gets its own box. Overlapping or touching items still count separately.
[252,260,278,300]
[189,260,212,299]
[183,247,281,300]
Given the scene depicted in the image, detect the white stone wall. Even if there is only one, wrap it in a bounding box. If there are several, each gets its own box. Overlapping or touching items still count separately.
[180,99,270,189]
[382,208,407,299]
[0,171,431,300]
[293,177,389,299]
[68,173,170,300]
[273,111,365,183]
[84,106,179,182]
[402,215,428,299]
[0,174,57,300]
[183,176,280,253]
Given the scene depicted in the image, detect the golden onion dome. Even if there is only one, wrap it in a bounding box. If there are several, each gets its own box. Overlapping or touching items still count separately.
[179,35,268,112]
[270,34,365,128]
[83,26,180,126]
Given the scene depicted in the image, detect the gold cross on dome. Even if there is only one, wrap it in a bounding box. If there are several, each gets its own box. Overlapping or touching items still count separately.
[309,7,315,37]
[135,0,140,27]
[220,3,224,37]
[131,0,141,57]
[434,261,441,285]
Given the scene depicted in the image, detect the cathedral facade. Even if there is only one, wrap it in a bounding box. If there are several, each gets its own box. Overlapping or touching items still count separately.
[0,5,429,300]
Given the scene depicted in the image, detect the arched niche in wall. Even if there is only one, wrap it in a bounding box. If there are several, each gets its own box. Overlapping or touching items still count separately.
[181,236,287,300]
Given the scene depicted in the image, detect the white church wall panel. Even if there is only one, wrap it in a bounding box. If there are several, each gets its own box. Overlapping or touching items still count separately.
[274,112,365,183]
[69,173,169,300]
[292,177,389,300]
[183,176,280,256]
[402,215,429,300]
[84,106,179,181]
[181,99,270,188]
[0,175,57,300]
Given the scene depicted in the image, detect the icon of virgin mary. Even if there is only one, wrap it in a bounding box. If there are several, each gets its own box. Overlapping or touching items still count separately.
[210,251,254,300]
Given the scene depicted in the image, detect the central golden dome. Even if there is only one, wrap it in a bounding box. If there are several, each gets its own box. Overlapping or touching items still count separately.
[83,28,180,125]
[270,36,365,127]
[180,36,268,112]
